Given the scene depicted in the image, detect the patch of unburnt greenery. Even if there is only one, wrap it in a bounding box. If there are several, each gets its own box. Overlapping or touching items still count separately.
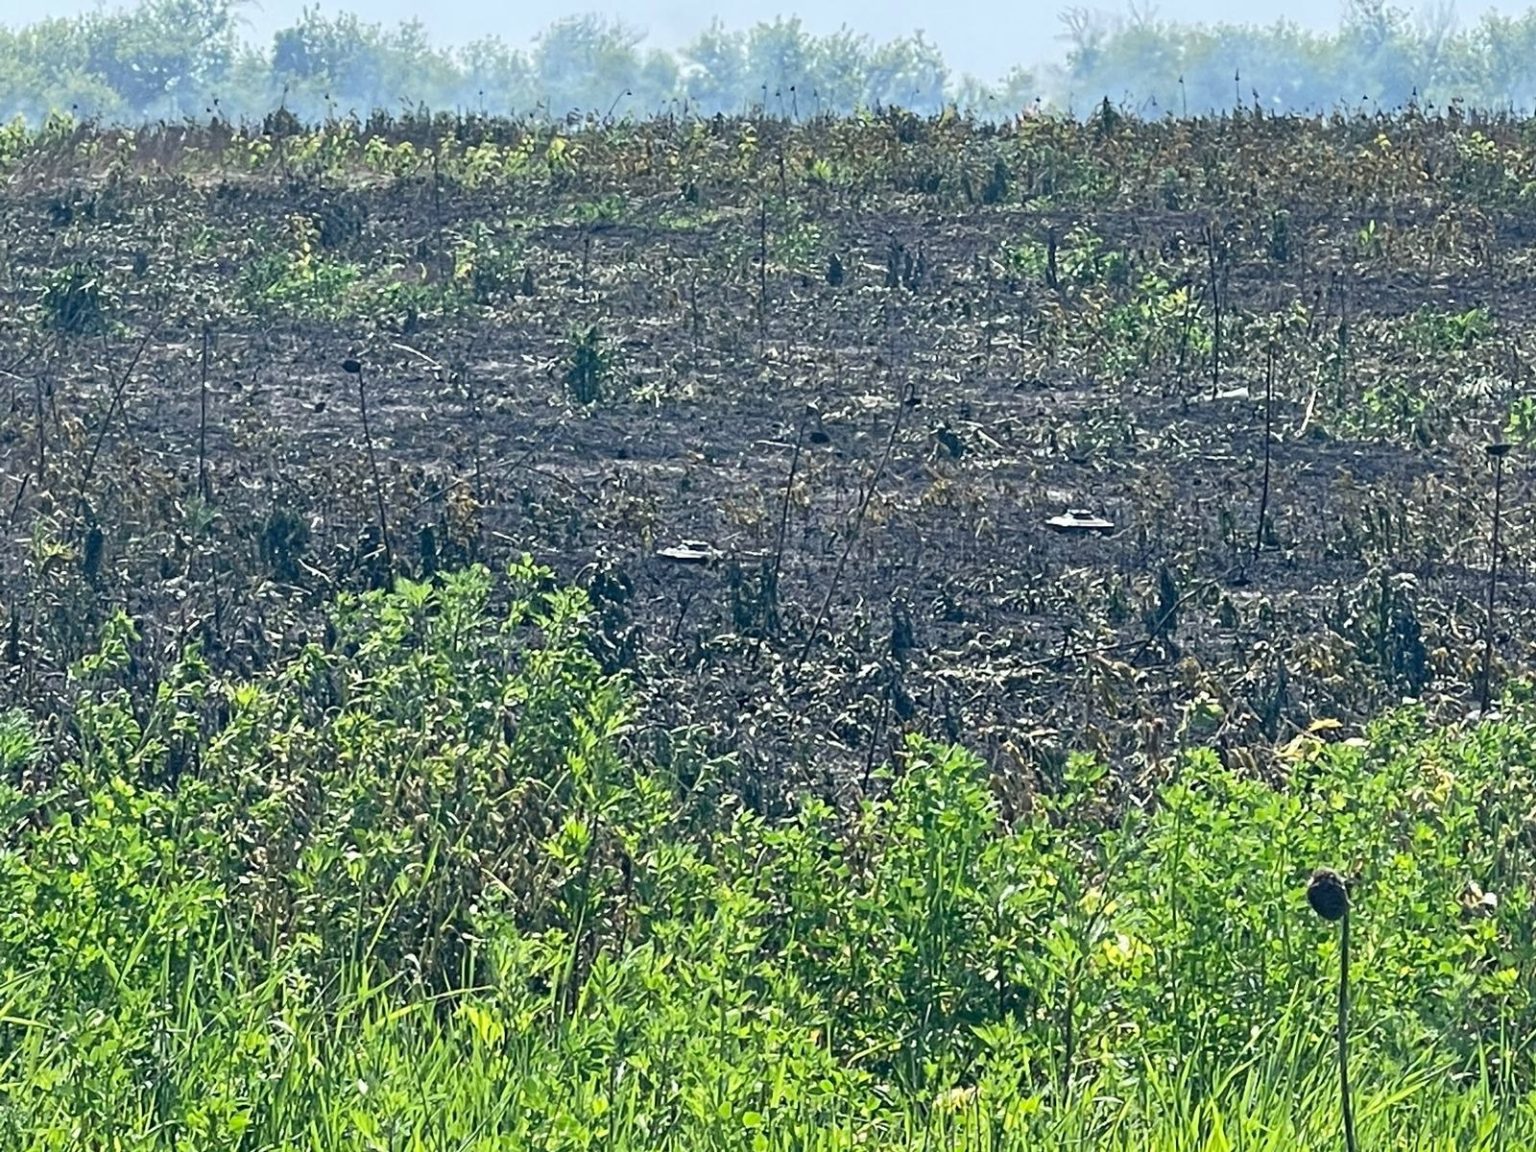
[3,562,1536,1145]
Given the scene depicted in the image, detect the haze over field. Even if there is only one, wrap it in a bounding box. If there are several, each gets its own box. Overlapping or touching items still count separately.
[8,0,1536,123]
[3,0,1534,86]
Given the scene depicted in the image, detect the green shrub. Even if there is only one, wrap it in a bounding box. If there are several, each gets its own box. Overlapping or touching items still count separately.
[566,324,615,405]
[7,561,1536,1144]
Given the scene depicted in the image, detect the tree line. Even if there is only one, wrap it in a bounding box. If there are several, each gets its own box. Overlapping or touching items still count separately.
[3,0,1536,125]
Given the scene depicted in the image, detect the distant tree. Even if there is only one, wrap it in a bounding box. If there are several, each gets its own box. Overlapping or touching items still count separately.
[83,0,242,118]
[1059,7,1112,81]
[995,65,1043,113]
[532,16,668,120]
[808,27,871,116]
[679,20,746,116]
[864,32,948,112]
[743,17,815,113]
[270,8,458,117]
[1338,0,1416,106]
[9,0,1536,128]
[1471,12,1536,108]
[0,19,128,122]
[454,36,535,116]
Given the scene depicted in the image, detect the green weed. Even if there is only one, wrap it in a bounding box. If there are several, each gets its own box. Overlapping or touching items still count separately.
[239,214,363,314]
[566,325,616,405]
[3,564,1536,1145]
[38,260,110,335]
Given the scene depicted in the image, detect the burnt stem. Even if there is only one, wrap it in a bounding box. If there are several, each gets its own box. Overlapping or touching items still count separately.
[351,361,395,581]
[1254,341,1275,563]
[1205,222,1222,396]
[198,324,212,501]
[752,405,809,668]
[1480,443,1510,715]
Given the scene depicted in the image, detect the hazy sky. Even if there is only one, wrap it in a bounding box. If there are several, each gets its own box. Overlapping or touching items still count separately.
[7,0,1536,81]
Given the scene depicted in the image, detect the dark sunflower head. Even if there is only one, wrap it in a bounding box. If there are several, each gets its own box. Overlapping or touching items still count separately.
[1307,868,1350,922]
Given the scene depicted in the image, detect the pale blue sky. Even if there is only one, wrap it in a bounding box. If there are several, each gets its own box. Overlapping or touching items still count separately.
[5,0,1534,82]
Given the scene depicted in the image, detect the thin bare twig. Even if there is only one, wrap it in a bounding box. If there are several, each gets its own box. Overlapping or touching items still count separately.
[352,360,395,578]
[793,388,909,678]
[74,321,159,523]
[198,324,212,501]
[750,404,810,665]
[1253,341,1275,562]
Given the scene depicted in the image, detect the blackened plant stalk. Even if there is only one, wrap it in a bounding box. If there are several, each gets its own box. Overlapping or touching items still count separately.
[1480,441,1511,715]
[751,403,810,667]
[1254,341,1275,563]
[792,382,908,680]
[198,324,212,501]
[757,198,768,350]
[1205,222,1222,396]
[74,321,158,525]
[344,357,394,582]
[33,365,46,486]
[1308,868,1357,1152]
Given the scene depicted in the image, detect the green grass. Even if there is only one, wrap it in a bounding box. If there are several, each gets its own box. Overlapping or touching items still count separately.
[3,560,1536,1148]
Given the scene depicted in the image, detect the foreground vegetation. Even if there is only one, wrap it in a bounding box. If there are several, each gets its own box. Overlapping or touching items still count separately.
[2,562,1536,1146]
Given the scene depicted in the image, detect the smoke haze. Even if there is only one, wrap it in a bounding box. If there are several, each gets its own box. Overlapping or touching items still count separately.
[6,0,1527,83]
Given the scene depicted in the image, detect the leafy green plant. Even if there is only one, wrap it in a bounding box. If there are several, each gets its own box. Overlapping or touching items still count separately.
[1357,218,1386,258]
[452,222,525,305]
[1001,235,1050,281]
[566,324,615,405]
[805,155,836,186]
[1058,226,1129,288]
[1099,272,1208,376]
[1407,305,1496,352]
[0,707,39,777]
[1349,377,1444,447]
[239,214,362,314]
[39,260,110,335]
[1506,395,1536,446]
[566,195,624,227]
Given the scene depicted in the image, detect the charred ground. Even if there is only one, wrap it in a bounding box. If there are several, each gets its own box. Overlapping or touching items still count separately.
[3,107,1536,803]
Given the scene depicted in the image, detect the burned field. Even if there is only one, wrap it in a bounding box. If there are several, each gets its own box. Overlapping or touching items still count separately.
[3,109,1536,799]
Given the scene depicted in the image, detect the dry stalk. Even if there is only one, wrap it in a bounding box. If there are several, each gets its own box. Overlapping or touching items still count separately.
[792,385,910,680]
[1307,868,1357,1152]
[1480,441,1511,715]
[343,358,395,580]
